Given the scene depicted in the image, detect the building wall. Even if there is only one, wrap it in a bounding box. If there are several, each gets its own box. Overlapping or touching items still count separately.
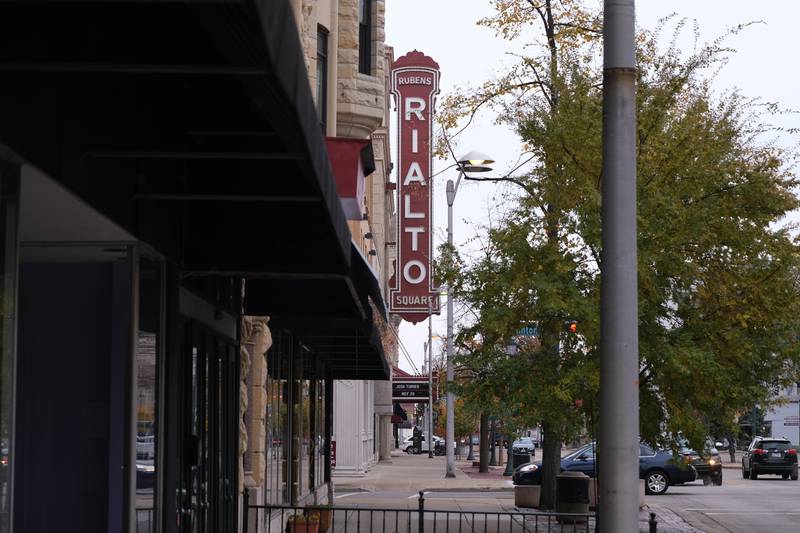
[764,383,800,445]
[289,0,397,477]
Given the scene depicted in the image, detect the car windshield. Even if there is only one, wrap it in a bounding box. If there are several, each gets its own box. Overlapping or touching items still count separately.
[758,441,792,451]
[563,444,594,461]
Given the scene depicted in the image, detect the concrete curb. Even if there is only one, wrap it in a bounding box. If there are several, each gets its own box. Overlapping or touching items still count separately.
[422,487,514,493]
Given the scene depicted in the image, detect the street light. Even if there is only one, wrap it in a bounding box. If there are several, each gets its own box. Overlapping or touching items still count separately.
[445,149,494,478]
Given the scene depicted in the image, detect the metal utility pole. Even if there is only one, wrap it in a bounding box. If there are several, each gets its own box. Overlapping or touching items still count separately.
[445,178,457,477]
[600,1,639,532]
[427,303,434,458]
[442,150,492,472]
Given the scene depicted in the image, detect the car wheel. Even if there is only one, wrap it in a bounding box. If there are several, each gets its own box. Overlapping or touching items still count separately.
[702,476,711,486]
[782,473,790,480]
[645,470,669,495]
[749,466,758,480]
[791,468,798,481]
[713,472,723,486]
[741,464,748,479]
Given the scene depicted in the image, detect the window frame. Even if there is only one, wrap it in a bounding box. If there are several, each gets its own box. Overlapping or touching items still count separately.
[358,0,372,75]
[316,24,329,133]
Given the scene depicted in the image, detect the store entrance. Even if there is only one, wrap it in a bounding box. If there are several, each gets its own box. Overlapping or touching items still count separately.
[176,317,238,533]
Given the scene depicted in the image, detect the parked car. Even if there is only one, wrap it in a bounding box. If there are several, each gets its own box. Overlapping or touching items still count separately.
[512,437,536,454]
[741,437,798,480]
[401,435,449,454]
[493,436,509,447]
[512,442,697,495]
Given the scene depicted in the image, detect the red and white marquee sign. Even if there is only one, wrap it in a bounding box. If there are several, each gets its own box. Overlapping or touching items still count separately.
[389,50,440,323]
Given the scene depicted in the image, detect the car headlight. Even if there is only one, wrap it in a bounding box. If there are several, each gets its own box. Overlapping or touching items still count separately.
[518,464,538,473]
[708,459,716,466]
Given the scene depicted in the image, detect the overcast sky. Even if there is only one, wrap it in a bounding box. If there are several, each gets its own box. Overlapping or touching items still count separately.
[384,0,800,374]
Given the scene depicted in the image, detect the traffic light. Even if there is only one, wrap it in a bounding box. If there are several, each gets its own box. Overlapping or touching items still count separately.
[565,320,577,333]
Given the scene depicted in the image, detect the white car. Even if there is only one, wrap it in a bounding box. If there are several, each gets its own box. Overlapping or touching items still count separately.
[401,435,445,453]
[512,437,536,454]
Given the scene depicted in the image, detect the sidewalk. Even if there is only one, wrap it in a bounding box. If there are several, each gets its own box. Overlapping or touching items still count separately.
[331,450,702,532]
[721,450,742,470]
[334,445,587,493]
[333,451,513,493]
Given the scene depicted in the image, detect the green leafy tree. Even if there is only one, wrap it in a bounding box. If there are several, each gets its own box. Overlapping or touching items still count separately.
[440,0,800,508]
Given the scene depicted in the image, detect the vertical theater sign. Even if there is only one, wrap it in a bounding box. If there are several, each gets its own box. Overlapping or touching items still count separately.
[389,50,440,323]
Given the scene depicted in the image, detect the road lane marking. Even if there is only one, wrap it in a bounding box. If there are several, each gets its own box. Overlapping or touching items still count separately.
[705,512,800,516]
[408,491,430,499]
[335,493,361,499]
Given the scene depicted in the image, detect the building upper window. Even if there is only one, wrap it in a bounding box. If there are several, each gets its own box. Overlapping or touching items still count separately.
[316,25,329,133]
[358,0,372,75]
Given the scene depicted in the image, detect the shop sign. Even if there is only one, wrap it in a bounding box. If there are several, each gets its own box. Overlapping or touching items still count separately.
[785,416,799,426]
[331,440,336,468]
[389,50,441,323]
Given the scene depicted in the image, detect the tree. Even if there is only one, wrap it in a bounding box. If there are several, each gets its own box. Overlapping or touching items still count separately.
[440,0,800,509]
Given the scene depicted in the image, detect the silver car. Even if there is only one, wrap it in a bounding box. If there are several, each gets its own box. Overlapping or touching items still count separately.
[512,437,535,454]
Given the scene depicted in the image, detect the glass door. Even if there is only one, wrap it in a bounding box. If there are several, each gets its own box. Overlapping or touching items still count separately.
[177,321,237,533]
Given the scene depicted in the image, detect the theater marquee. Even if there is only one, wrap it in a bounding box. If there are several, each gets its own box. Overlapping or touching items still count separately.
[389,50,440,323]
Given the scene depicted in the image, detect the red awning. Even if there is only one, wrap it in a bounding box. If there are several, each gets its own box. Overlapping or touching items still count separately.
[326,137,375,220]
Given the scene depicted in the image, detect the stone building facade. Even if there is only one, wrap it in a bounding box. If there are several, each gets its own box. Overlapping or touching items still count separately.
[291,0,398,477]
[238,0,399,508]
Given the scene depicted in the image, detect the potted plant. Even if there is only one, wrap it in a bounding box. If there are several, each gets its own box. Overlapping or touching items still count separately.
[315,505,333,532]
[286,511,320,533]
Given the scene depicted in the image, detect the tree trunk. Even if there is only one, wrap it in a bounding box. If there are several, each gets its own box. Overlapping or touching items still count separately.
[479,411,489,472]
[539,421,561,509]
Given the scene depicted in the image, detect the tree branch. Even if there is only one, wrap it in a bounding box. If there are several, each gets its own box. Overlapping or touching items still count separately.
[554,21,602,34]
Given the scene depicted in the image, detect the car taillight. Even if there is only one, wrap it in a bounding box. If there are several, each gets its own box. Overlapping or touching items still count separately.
[753,449,767,455]
[786,449,797,455]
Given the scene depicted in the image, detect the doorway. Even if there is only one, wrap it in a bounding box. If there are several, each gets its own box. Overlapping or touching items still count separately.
[176,318,238,533]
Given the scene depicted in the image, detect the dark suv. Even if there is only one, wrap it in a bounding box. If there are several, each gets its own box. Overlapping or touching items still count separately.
[741,437,798,480]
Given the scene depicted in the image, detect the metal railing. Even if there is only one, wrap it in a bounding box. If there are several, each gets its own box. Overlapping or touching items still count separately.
[244,490,596,533]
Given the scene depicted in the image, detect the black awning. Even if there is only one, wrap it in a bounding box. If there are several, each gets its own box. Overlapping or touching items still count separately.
[351,244,388,321]
[271,316,389,381]
[0,0,352,276]
[247,243,390,380]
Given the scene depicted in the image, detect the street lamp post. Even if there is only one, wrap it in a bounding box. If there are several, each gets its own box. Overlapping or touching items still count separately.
[445,150,494,478]
[427,301,434,459]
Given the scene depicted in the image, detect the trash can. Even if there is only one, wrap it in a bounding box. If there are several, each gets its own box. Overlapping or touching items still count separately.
[512,453,530,469]
[555,471,590,522]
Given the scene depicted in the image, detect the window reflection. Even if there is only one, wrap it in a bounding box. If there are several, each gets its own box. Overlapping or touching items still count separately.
[135,257,162,527]
[0,166,19,532]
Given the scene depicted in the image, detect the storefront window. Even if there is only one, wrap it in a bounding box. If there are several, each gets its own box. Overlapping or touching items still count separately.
[0,163,19,532]
[135,256,163,527]
[265,334,290,505]
[301,379,311,497]
[315,379,326,489]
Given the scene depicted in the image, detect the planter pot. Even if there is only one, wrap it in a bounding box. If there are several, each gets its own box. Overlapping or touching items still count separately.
[514,485,541,508]
[318,509,332,533]
[286,519,319,533]
[586,478,646,509]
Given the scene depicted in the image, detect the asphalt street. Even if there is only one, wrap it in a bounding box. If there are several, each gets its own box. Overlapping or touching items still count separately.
[334,476,800,532]
[648,474,800,532]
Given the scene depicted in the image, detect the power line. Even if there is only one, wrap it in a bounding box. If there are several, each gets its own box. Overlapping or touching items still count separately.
[385,320,421,374]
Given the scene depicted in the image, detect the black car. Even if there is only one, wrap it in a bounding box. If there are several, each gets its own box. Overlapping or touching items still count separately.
[741,437,798,480]
[512,442,697,495]
[680,443,723,486]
